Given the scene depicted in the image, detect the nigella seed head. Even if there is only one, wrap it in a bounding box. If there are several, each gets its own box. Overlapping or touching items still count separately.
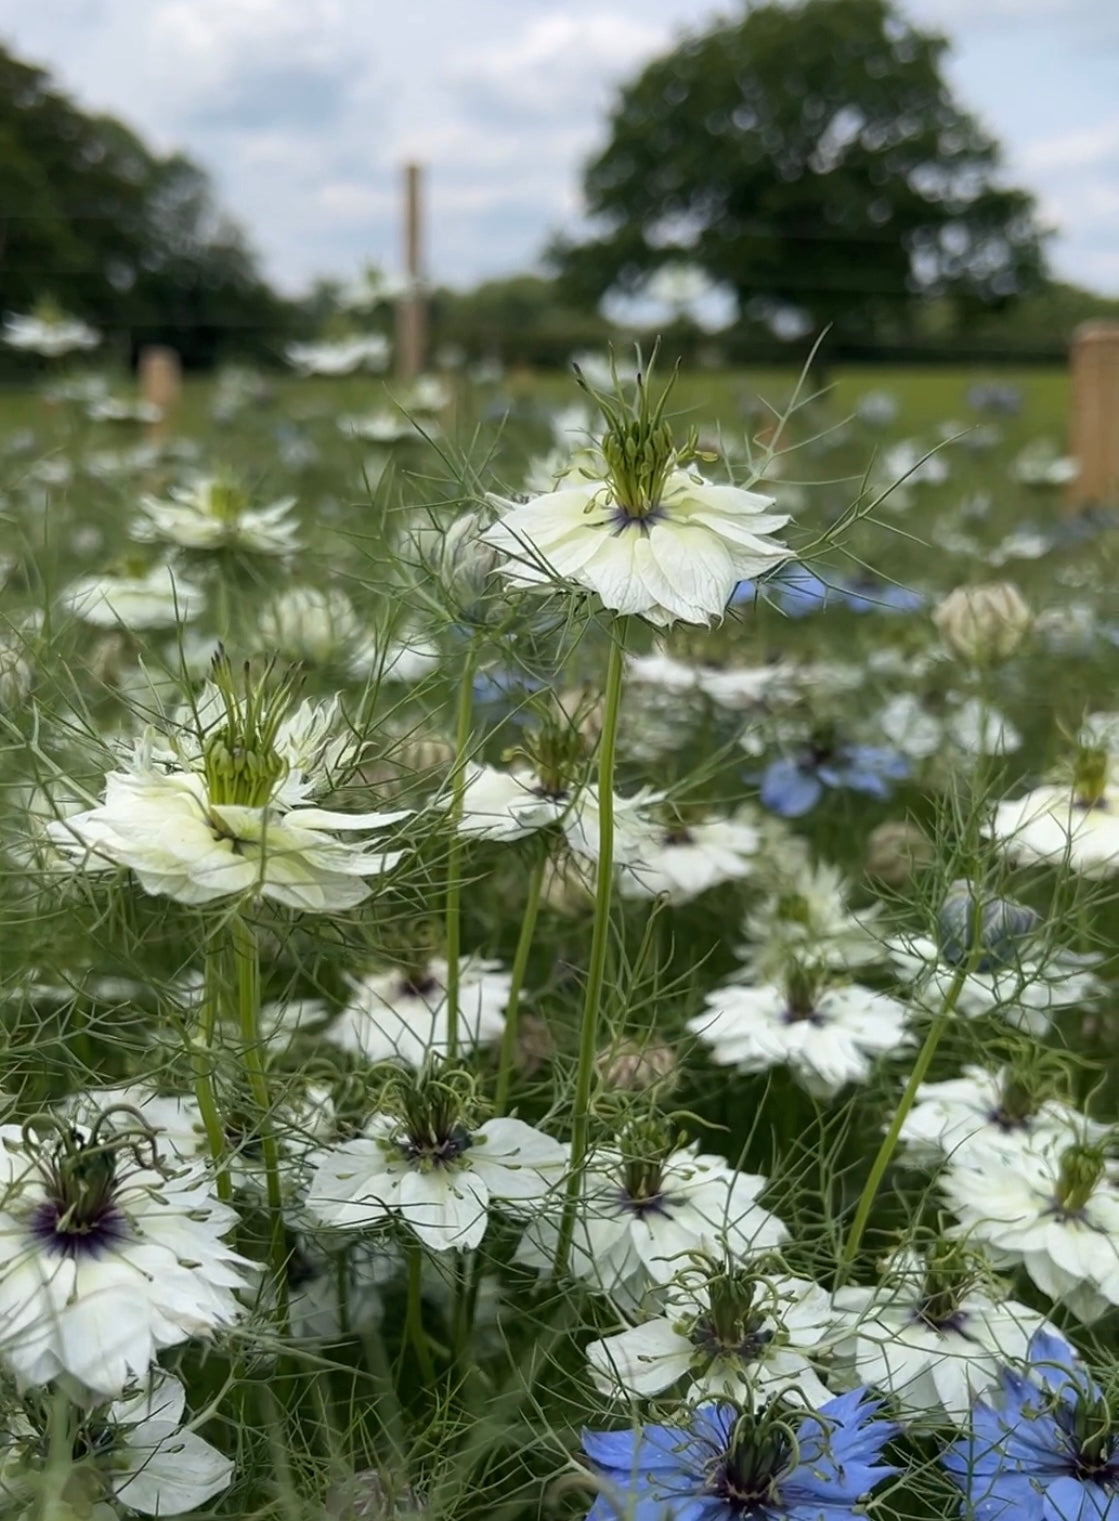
[617,1116,681,1217]
[694,1269,779,1366]
[712,1406,794,1513]
[201,649,302,807]
[577,343,687,519]
[384,1066,479,1174]
[781,961,827,1024]
[1055,1143,1107,1217]
[1054,1388,1119,1482]
[22,1109,161,1258]
[1073,745,1109,809]
[915,1239,982,1330]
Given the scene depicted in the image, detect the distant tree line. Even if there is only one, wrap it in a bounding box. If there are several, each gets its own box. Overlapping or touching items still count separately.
[0,43,296,372]
[2,12,1116,380]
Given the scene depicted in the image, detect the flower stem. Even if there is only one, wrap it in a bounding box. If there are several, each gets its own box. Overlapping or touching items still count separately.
[405,1241,436,1384]
[493,854,546,1115]
[444,645,477,1059]
[839,963,969,1278]
[552,621,628,1277]
[233,910,290,1329]
[191,940,231,1203]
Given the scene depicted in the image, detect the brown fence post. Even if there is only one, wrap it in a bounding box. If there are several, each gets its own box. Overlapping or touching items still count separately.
[1067,322,1119,512]
[395,163,427,384]
[139,345,181,440]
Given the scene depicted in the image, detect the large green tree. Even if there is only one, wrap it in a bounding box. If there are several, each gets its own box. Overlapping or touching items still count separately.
[554,0,1048,344]
[0,45,291,367]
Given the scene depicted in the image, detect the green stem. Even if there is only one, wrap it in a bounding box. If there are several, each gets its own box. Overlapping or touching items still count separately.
[405,1241,436,1384]
[839,963,969,1278]
[191,939,232,1202]
[552,622,628,1276]
[234,911,290,1329]
[444,646,477,1059]
[493,854,546,1114]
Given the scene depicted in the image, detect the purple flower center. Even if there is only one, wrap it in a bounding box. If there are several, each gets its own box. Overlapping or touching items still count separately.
[398,973,439,999]
[608,503,665,536]
[400,1124,473,1168]
[27,1197,128,1259]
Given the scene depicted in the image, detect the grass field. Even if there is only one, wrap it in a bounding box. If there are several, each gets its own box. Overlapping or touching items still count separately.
[1,355,1118,1520]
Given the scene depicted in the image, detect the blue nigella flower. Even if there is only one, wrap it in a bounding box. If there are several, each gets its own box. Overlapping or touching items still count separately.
[759,744,909,817]
[840,576,925,615]
[732,567,923,618]
[945,1331,1119,1521]
[584,1392,897,1521]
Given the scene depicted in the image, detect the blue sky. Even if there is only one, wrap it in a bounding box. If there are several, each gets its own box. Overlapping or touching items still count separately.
[1,0,1116,296]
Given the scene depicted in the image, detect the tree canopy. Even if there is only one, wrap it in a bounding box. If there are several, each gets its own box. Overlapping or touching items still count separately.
[553,0,1049,345]
[0,45,292,368]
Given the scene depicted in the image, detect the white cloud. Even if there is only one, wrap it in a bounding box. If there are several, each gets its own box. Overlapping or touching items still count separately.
[1022,120,1119,174]
[447,12,668,116]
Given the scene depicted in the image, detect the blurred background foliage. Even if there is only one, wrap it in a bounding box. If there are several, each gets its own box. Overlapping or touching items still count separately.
[2,0,1119,378]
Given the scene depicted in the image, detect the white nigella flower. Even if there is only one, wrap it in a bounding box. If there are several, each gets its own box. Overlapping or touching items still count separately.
[989,748,1119,876]
[587,1265,837,1406]
[887,931,1102,1038]
[627,651,706,695]
[897,1064,1107,1170]
[62,1080,335,1196]
[286,334,390,375]
[324,955,512,1067]
[59,562,205,629]
[453,761,661,866]
[690,969,911,1099]
[700,662,800,711]
[737,860,885,982]
[833,1245,1054,1421]
[619,815,760,903]
[0,1115,253,1397]
[876,693,1020,760]
[88,396,162,424]
[1011,439,1079,487]
[257,584,363,665]
[47,658,408,911]
[483,368,790,627]
[340,409,422,444]
[941,1141,1119,1323]
[2,308,100,356]
[132,476,301,556]
[306,1080,567,1252]
[516,1130,788,1310]
[1,1370,234,1517]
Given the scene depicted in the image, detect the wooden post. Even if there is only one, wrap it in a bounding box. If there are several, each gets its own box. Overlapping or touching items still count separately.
[395,162,427,383]
[139,345,181,440]
[1067,323,1119,511]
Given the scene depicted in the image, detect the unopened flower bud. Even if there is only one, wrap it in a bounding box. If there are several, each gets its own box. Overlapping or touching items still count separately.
[438,511,502,608]
[596,1038,678,1092]
[513,1013,555,1077]
[540,850,594,915]
[865,819,932,886]
[937,881,1040,973]
[556,685,604,748]
[323,1471,425,1520]
[932,582,1031,663]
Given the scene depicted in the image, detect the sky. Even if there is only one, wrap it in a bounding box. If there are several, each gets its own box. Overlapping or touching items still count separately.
[1,0,1116,297]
